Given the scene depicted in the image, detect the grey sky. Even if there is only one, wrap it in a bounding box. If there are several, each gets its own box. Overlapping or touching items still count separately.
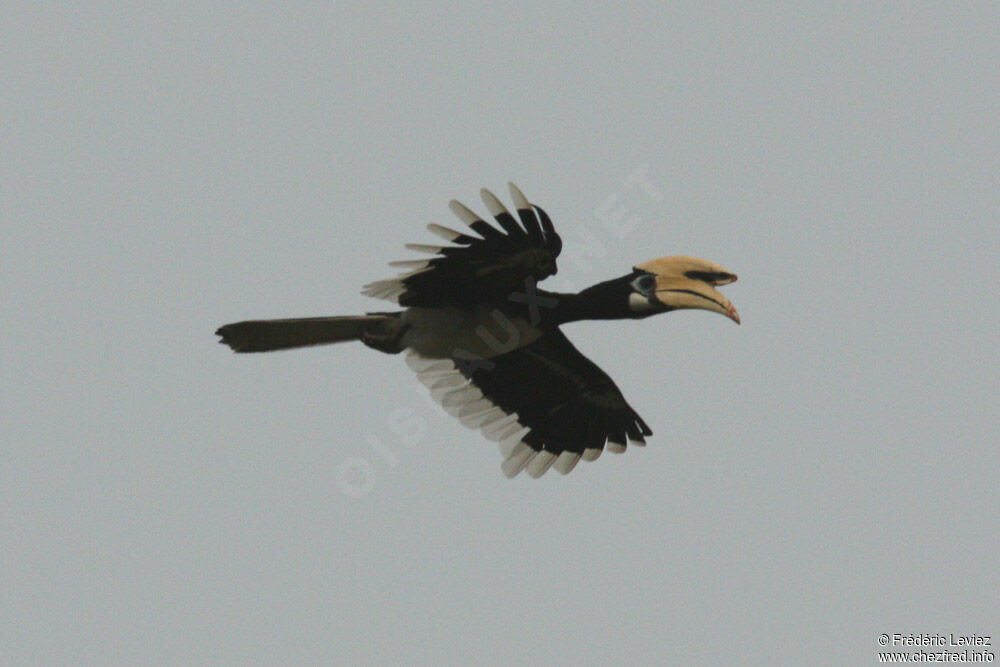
[4,3,997,664]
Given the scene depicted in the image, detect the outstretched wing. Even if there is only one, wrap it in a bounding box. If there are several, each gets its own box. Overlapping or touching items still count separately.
[406,329,652,478]
[363,183,562,307]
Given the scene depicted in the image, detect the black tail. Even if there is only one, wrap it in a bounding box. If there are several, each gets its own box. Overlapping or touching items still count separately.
[216,315,392,353]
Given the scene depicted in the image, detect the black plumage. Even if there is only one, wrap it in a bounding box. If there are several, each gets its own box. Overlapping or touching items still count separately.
[217,183,738,478]
[369,191,560,307]
[458,329,652,455]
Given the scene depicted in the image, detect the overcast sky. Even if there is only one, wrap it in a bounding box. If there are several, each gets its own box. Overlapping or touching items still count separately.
[4,3,997,664]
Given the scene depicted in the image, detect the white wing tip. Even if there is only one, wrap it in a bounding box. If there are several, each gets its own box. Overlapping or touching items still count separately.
[480,188,508,216]
[552,451,581,475]
[448,199,481,227]
[404,243,444,254]
[426,223,463,242]
[502,443,537,478]
[606,440,626,454]
[387,259,430,269]
[508,182,530,209]
[361,280,403,302]
[526,450,557,478]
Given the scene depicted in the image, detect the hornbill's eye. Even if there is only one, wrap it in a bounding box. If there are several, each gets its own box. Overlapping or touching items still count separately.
[630,274,656,297]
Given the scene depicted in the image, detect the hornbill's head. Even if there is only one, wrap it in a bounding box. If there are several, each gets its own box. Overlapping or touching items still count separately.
[628,256,740,324]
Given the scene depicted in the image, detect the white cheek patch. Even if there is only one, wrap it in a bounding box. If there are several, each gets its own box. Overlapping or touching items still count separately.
[628,292,654,312]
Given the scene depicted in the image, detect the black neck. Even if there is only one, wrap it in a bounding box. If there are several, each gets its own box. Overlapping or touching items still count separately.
[541,273,656,326]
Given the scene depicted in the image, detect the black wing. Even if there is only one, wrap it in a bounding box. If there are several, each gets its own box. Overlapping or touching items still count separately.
[363,183,562,307]
[406,328,652,478]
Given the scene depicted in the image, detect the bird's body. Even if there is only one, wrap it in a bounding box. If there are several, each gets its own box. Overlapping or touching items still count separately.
[399,304,544,360]
[217,184,739,477]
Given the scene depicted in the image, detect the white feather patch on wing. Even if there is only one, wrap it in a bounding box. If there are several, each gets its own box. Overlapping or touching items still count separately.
[457,397,492,416]
[553,451,581,475]
[412,358,453,373]
[440,389,484,417]
[416,370,455,388]
[502,442,537,478]
[478,409,510,429]
[429,373,466,392]
[606,439,626,454]
[361,266,433,302]
[480,188,509,217]
[412,361,483,417]
[498,428,530,457]
[404,243,445,254]
[388,259,430,269]
[508,182,530,210]
[413,370,451,387]
[448,200,484,229]
[360,283,403,302]
[430,379,468,405]
[481,413,520,440]
[404,350,595,479]
[463,408,504,429]
[405,353,439,372]
[426,223,466,242]
[526,450,557,478]
[441,385,483,409]
[407,350,547,477]
[457,400,497,427]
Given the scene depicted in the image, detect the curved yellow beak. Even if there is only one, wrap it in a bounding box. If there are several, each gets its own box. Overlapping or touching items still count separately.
[635,256,740,324]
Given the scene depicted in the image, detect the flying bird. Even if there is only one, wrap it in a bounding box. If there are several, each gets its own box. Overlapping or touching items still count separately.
[216,184,739,478]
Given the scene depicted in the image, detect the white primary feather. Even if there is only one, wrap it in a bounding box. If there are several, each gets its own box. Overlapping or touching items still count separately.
[362,266,433,302]
[426,223,465,242]
[553,452,581,475]
[478,408,511,429]
[441,385,483,409]
[458,397,493,417]
[461,407,504,429]
[406,354,441,372]
[418,364,456,381]
[448,200,483,228]
[388,259,430,269]
[480,188,509,217]
[502,442,538,478]
[606,440,626,454]
[417,372,453,389]
[508,182,530,210]
[405,243,444,254]
[430,381,468,406]
[498,430,529,457]
[429,374,466,392]
[360,281,403,301]
[457,399,496,427]
[405,350,595,479]
[526,451,557,478]
[481,413,520,440]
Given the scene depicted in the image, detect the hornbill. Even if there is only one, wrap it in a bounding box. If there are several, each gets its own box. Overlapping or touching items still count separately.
[216,184,739,478]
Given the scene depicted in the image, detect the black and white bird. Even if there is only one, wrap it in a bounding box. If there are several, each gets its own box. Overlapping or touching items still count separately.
[216,184,739,478]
